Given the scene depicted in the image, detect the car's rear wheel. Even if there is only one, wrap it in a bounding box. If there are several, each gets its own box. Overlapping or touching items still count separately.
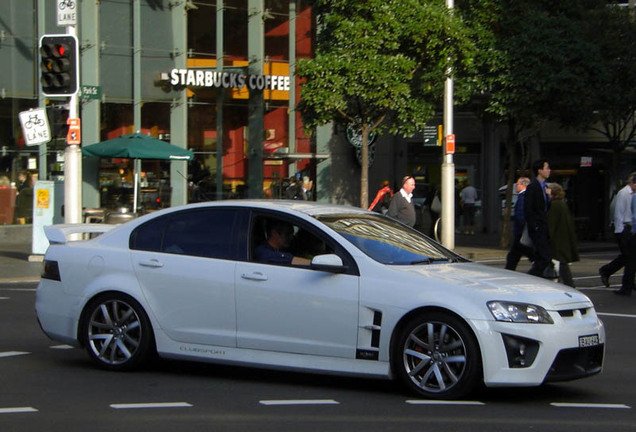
[80,293,154,371]
[393,311,482,399]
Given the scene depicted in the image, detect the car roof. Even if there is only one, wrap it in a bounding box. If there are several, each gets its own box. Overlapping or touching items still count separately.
[155,200,370,218]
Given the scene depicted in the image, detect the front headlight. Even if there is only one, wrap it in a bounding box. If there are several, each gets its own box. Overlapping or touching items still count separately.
[487,301,554,324]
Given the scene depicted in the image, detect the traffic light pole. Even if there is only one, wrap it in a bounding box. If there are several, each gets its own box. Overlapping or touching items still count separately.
[64,25,82,224]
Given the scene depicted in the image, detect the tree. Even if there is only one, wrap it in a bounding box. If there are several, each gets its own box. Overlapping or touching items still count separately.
[297,0,475,208]
[456,0,609,247]
[569,4,636,189]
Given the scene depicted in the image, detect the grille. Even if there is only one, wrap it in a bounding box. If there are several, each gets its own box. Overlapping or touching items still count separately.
[557,308,589,318]
[544,345,604,382]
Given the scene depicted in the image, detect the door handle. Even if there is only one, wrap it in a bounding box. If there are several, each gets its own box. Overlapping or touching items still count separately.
[139,259,164,268]
[241,272,268,281]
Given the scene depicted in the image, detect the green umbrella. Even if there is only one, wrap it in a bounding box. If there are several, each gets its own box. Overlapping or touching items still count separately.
[82,133,193,160]
[83,133,193,212]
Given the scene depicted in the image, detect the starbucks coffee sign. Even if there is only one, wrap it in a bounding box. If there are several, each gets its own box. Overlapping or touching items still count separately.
[168,68,290,91]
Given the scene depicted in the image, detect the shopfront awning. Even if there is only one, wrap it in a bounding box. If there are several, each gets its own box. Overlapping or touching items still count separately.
[82,133,193,161]
[83,133,193,212]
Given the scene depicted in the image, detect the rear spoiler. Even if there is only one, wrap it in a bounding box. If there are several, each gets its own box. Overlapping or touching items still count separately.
[44,224,116,245]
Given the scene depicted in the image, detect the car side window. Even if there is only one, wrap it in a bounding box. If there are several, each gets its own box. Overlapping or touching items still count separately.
[250,215,333,266]
[131,208,240,260]
[130,217,167,252]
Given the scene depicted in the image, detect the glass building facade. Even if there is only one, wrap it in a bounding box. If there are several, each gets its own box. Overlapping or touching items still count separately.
[0,0,319,225]
[0,1,632,238]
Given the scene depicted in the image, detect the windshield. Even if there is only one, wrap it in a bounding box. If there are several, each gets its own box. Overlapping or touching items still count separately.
[315,213,463,265]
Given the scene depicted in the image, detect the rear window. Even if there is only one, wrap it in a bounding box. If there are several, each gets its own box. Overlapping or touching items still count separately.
[130,208,240,260]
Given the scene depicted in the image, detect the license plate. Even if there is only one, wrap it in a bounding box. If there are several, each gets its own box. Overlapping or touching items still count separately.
[579,334,599,347]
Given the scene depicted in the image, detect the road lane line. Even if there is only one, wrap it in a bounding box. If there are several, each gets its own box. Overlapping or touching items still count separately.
[0,351,29,358]
[551,402,630,409]
[598,312,636,319]
[576,286,619,291]
[259,399,340,406]
[110,402,192,409]
[0,407,38,414]
[406,400,485,406]
[50,344,74,350]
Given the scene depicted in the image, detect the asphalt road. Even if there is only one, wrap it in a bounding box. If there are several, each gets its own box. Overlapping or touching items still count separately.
[1,252,635,432]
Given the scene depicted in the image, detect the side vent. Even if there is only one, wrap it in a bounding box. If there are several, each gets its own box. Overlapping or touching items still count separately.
[371,311,382,348]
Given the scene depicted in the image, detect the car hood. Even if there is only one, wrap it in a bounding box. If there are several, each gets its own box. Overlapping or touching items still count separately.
[392,262,592,309]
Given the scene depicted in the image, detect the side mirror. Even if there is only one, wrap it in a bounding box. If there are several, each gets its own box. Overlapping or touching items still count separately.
[310,254,346,273]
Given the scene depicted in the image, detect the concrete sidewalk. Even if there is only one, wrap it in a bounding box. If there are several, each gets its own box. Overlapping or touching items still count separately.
[0,230,616,284]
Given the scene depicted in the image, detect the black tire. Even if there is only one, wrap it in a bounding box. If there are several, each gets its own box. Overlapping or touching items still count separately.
[79,293,155,371]
[392,311,482,399]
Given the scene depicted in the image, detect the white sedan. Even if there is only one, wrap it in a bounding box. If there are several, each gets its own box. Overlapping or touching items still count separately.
[35,200,604,399]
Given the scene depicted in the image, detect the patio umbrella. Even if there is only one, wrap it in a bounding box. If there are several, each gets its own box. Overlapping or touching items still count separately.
[83,133,194,212]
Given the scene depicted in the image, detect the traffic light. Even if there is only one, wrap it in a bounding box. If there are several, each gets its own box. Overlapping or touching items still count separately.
[39,34,79,97]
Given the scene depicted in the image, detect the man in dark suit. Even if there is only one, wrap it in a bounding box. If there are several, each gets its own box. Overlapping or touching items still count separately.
[505,177,534,270]
[524,160,557,279]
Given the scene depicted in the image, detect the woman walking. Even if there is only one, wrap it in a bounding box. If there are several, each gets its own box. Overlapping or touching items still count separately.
[547,183,579,287]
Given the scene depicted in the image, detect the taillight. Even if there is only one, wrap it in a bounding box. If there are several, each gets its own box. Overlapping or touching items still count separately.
[41,260,61,281]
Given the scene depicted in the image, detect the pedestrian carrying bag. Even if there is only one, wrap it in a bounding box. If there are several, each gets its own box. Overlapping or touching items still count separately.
[520,225,533,247]
[431,195,441,213]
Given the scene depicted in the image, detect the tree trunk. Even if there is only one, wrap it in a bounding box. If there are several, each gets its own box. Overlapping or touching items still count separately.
[500,123,517,249]
[360,124,370,209]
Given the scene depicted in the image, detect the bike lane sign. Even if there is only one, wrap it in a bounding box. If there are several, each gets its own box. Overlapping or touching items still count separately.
[57,0,77,27]
[19,108,51,146]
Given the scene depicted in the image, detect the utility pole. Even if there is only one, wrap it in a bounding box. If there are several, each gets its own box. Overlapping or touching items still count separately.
[46,1,82,224]
[64,25,82,224]
[441,0,455,249]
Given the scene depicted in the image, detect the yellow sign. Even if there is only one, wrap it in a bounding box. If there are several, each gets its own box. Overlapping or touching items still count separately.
[36,188,50,209]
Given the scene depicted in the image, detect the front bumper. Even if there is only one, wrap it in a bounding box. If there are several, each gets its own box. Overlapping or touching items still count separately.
[471,307,605,387]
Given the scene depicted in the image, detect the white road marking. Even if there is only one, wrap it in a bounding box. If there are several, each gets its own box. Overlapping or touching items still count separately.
[259,399,340,406]
[577,286,620,291]
[551,402,630,409]
[50,344,74,350]
[575,275,613,280]
[0,407,38,414]
[579,253,617,258]
[0,351,30,358]
[0,297,9,300]
[406,400,485,406]
[110,402,192,409]
[598,312,636,319]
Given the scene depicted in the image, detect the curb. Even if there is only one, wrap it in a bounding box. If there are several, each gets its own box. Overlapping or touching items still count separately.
[0,277,40,284]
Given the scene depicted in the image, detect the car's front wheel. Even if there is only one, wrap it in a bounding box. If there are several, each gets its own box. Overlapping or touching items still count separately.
[393,311,482,399]
[79,293,154,371]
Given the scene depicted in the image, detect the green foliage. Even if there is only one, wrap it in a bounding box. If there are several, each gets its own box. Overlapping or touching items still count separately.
[297,0,475,137]
[581,5,636,150]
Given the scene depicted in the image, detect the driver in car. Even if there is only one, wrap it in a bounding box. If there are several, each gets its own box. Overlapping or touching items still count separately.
[254,220,311,266]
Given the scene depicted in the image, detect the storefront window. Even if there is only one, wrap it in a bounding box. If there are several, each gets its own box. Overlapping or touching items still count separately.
[0,98,73,224]
[93,102,173,213]
[183,0,316,202]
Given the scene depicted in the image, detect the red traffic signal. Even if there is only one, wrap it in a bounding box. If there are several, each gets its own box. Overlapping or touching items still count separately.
[39,34,79,97]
